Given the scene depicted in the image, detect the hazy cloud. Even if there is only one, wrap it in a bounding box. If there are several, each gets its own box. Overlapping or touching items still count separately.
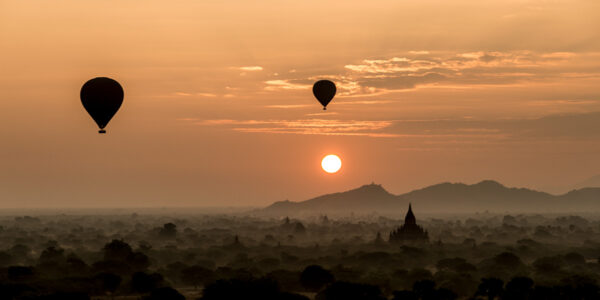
[342,51,590,92]
[261,51,600,98]
[238,66,264,71]
[408,50,430,55]
[171,92,218,98]
[264,80,311,90]
[384,112,600,144]
[265,104,312,109]
[196,93,217,97]
[188,112,600,144]
[194,119,396,137]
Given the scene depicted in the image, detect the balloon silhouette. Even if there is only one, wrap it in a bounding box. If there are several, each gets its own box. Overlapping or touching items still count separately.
[80,77,124,134]
[312,80,336,110]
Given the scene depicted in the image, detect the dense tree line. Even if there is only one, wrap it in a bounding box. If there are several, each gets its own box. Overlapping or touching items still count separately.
[1,213,600,299]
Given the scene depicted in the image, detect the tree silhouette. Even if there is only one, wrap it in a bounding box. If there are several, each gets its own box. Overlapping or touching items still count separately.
[159,223,177,238]
[142,287,185,300]
[0,250,13,267]
[493,252,522,269]
[95,240,150,275]
[532,255,565,274]
[65,254,89,276]
[475,278,504,300]
[37,292,91,300]
[412,280,436,300]
[300,265,334,292]
[128,251,151,271]
[201,278,307,300]
[266,269,303,292]
[294,222,306,235]
[103,240,133,261]
[436,257,476,273]
[131,272,165,294]
[559,275,600,299]
[503,277,533,300]
[374,232,385,245]
[39,246,65,264]
[435,288,457,300]
[564,252,585,265]
[316,281,386,300]
[8,266,34,281]
[392,290,418,300]
[37,246,67,277]
[94,272,121,298]
[181,265,214,289]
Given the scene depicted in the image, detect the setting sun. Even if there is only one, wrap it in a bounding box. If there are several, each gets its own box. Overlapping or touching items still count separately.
[321,155,342,174]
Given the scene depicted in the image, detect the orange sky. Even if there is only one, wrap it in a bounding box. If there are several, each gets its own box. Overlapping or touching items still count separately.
[1,0,600,208]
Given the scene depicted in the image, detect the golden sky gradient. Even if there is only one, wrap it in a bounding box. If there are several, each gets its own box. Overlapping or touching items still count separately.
[1,0,600,207]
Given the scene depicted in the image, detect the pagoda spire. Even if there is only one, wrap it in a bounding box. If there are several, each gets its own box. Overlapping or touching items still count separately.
[405,203,416,225]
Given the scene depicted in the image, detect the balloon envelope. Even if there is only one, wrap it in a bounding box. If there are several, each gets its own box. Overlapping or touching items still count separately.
[80,77,124,133]
[312,80,336,110]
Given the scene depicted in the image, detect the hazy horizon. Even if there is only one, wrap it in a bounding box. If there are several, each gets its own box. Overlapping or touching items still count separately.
[0,178,596,210]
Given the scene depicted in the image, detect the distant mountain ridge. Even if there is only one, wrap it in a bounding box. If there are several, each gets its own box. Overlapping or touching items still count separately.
[262,180,600,215]
[572,174,600,190]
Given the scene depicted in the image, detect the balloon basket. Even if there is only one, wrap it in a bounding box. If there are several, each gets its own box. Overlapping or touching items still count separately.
[323,107,327,111]
[99,130,106,134]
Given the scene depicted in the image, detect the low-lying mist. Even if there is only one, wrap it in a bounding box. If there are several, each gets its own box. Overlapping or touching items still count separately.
[1,211,600,299]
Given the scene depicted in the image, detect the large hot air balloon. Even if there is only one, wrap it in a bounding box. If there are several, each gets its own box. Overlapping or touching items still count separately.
[312,80,336,110]
[80,77,124,134]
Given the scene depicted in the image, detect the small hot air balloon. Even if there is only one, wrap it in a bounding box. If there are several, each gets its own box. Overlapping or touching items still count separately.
[313,80,336,110]
[80,77,124,134]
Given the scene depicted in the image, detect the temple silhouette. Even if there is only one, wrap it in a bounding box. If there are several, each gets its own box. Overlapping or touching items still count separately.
[389,203,429,243]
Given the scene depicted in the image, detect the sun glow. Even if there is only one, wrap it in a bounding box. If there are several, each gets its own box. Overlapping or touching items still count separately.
[321,154,342,174]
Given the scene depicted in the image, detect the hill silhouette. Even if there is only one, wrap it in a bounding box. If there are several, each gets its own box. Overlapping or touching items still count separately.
[265,183,401,214]
[571,174,600,190]
[262,180,600,216]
